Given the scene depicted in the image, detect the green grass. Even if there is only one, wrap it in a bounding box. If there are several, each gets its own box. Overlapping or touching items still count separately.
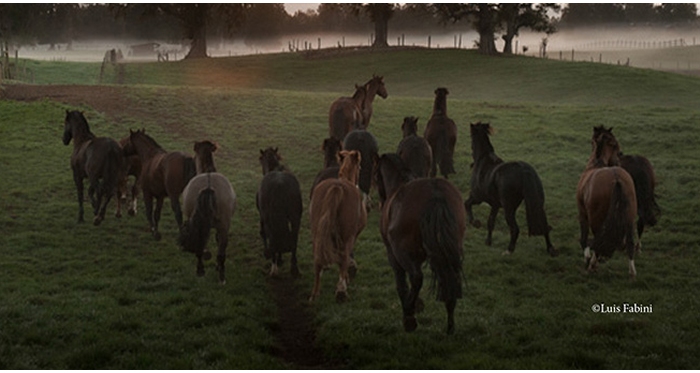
[2,48,700,368]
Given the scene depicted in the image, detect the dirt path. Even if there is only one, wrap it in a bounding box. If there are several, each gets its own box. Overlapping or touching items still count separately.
[2,83,337,369]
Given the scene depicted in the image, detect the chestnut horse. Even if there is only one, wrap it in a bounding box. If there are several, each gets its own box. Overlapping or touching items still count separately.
[62,110,125,225]
[116,134,142,218]
[465,122,557,256]
[126,129,196,240]
[577,126,638,277]
[328,84,366,141]
[376,153,465,334]
[179,141,236,284]
[256,147,303,277]
[592,126,659,241]
[309,150,367,302]
[424,88,457,178]
[397,116,432,178]
[358,74,388,128]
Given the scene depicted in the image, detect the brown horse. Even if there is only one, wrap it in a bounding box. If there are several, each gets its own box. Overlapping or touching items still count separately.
[309,150,367,302]
[465,122,557,256]
[397,116,432,178]
[359,74,388,127]
[62,110,125,226]
[592,127,660,241]
[126,129,196,240]
[116,134,142,218]
[328,84,366,141]
[256,147,303,277]
[577,126,638,277]
[376,153,465,334]
[424,88,457,178]
[310,137,342,199]
[179,141,236,284]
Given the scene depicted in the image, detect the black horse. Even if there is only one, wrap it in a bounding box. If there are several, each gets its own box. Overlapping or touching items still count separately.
[257,147,303,277]
[424,88,457,178]
[464,122,557,256]
[343,129,379,206]
[397,116,432,178]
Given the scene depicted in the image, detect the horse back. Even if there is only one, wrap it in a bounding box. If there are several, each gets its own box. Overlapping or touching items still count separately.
[578,167,637,231]
[80,137,125,181]
[397,136,432,178]
[311,178,366,234]
[146,151,195,197]
[329,97,362,140]
[259,171,303,219]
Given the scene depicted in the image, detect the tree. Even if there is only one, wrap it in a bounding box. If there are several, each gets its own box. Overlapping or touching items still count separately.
[365,4,396,48]
[656,3,697,23]
[560,4,625,27]
[499,3,559,55]
[435,3,499,55]
[111,4,249,59]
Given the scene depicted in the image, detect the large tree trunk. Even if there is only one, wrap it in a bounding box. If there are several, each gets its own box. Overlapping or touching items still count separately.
[502,32,515,54]
[476,4,498,55]
[184,4,209,59]
[372,16,389,48]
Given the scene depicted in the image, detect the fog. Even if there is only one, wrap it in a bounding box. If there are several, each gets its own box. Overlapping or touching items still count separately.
[14,27,700,72]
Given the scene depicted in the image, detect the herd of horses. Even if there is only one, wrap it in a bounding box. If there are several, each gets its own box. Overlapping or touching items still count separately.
[61,75,659,335]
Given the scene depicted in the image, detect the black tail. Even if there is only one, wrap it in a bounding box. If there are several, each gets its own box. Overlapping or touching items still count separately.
[101,142,125,203]
[592,180,632,259]
[436,132,455,177]
[633,170,660,227]
[521,166,550,236]
[420,194,463,303]
[179,189,216,255]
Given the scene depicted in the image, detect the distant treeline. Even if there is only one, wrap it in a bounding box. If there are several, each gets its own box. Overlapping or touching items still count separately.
[1,3,699,48]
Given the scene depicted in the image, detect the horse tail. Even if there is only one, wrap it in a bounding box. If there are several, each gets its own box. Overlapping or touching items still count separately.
[521,166,551,236]
[102,142,124,200]
[178,188,216,255]
[183,157,196,184]
[313,184,345,267]
[420,192,463,303]
[330,106,348,140]
[633,169,660,227]
[435,128,455,176]
[592,179,632,258]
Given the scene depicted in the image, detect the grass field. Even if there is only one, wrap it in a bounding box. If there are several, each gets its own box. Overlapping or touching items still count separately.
[1,48,700,369]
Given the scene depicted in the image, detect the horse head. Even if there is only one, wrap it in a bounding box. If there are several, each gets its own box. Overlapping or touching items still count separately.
[259,147,282,175]
[194,140,218,173]
[63,110,91,146]
[338,150,361,186]
[370,74,388,99]
[401,116,419,138]
[469,122,495,159]
[591,126,621,167]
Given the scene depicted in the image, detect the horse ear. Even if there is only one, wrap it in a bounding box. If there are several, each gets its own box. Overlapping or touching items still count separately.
[213,142,219,152]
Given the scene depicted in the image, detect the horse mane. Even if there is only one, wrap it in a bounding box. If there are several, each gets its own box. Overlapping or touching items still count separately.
[66,110,96,140]
[401,116,419,138]
[352,84,367,101]
[260,147,288,174]
[382,153,414,184]
[131,129,164,151]
[588,126,621,169]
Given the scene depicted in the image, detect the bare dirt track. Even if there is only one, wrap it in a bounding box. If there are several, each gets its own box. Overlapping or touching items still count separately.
[1,83,334,369]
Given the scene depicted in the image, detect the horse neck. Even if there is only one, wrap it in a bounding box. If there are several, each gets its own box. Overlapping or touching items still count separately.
[471,135,496,163]
[433,95,448,116]
[133,137,165,161]
[70,124,96,148]
[339,163,359,185]
[196,154,216,173]
[324,152,339,168]
[364,83,379,107]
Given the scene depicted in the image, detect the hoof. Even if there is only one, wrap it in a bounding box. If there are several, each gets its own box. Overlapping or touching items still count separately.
[93,216,103,226]
[153,232,161,241]
[471,220,482,229]
[335,291,348,303]
[403,316,417,332]
[548,247,559,257]
[115,212,122,219]
[128,209,136,217]
[501,250,512,256]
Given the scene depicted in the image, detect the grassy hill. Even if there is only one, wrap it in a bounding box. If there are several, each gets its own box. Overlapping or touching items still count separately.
[2,48,700,369]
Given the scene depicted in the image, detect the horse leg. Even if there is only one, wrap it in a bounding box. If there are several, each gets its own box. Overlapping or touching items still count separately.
[485,205,499,247]
[464,196,482,228]
[403,269,424,332]
[445,298,457,335]
[73,172,85,223]
[503,204,520,255]
[152,197,164,241]
[290,244,300,279]
[216,228,228,285]
[128,182,139,216]
[309,262,323,302]
[170,196,183,229]
[196,252,205,277]
[626,223,637,279]
[335,247,351,303]
[579,215,591,265]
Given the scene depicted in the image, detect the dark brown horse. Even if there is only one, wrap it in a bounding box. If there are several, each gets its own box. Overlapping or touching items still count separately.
[62,110,125,226]
[359,74,388,128]
[328,84,366,141]
[126,129,196,240]
[577,126,638,277]
[116,134,142,218]
[592,127,659,241]
[343,129,379,205]
[310,137,342,199]
[376,153,465,334]
[179,141,236,284]
[464,122,557,256]
[424,88,457,178]
[309,150,367,302]
[256,147,303,277]
[397,116,432,178]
